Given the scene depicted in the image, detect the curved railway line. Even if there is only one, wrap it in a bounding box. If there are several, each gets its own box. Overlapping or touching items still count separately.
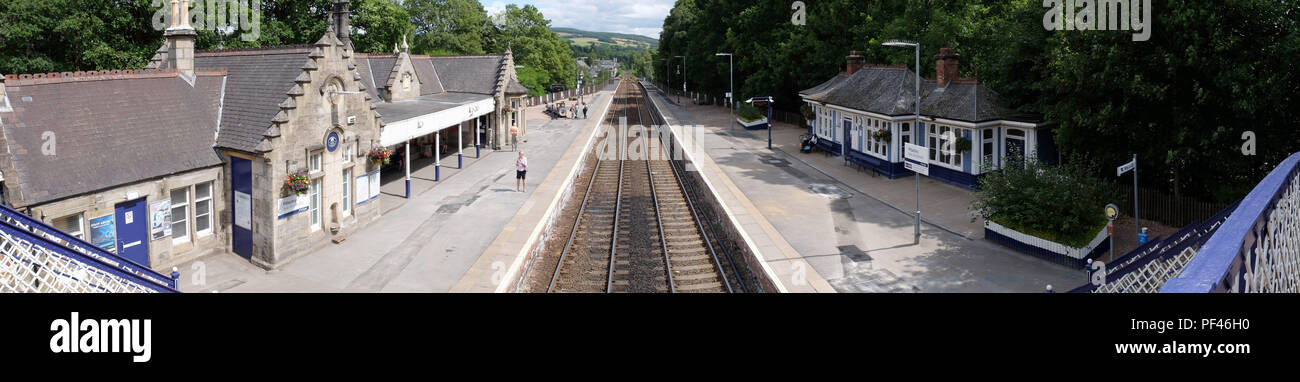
[545,78,746,293]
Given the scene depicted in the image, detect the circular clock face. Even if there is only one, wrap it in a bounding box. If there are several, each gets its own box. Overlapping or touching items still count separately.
[1105,204,1119,220]
[326,132,340,152]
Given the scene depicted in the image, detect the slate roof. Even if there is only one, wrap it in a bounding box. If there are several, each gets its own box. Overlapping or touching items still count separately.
[800,66,924,117]
[0,70,225,205]
[800,66,1027,123]
[918,81,1016,123]
[193,46,312,153]
[374,92,493,123]
[505,78,528,95]
[409,56,444,95]
[429,55,504,95]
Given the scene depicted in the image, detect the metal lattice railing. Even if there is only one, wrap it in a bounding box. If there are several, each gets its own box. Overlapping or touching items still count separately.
[0,205,177,293]
[1,229,157,293]
[1163,152,1300,293]
[1091,247,1200,293]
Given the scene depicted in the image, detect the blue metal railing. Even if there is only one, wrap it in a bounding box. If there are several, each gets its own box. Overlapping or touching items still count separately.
[1067,199,1240,293]
[0,204,178,292]
[1162,152,1300,293]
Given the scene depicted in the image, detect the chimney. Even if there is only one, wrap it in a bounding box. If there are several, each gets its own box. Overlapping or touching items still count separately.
[845,51,866,76]
[934,43,960,89]
[164,0,197,80]
[333,0,352,45]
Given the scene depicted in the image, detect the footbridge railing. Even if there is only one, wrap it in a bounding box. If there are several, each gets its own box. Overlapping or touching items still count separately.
[0,204,179,293]
[1162,152,1300,293]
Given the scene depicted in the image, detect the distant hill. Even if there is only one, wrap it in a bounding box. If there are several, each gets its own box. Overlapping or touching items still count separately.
[551,27,659,50]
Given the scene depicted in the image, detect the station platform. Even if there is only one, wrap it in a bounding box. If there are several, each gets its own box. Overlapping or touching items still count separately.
[175,86,618,292]
[645,89,1081,292]
[450,85,617,292]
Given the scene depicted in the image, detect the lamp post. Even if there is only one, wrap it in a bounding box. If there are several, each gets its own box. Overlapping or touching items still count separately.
[716,53,733,131]
[884,39,922,244]
[674,55,685,105]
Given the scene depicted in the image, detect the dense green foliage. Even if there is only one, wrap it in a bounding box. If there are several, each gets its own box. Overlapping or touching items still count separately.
[973,153,1114,247]
[657,0,1300,202]
[0,0,160,73]
[1,0,579,95]
[490,4,575,92]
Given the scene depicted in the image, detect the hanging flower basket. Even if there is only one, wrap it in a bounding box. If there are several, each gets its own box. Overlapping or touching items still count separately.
[873,129,892,142]
[369,146,392,165]
[285,170,310,196]
[800,104,815,120]
[956,136,972,154]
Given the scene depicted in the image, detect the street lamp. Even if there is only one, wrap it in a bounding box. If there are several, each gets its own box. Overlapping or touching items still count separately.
[716,53,734,131]
[883,39,922,245]
[674,55,685,104]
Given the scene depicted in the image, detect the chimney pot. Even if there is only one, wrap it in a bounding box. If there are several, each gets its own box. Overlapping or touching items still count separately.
[334,0,352,45]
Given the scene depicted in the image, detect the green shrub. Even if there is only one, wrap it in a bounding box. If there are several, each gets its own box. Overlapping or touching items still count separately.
[972,152,1115,248]
[737,103,765,123]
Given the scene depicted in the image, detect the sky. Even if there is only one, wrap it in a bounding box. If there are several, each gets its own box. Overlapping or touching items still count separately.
[482,0,674,39]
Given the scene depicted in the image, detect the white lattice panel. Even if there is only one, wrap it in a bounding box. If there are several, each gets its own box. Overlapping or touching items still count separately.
[1094,247,1199,293]
[1239,174,1300,293]
[0,230,156,293]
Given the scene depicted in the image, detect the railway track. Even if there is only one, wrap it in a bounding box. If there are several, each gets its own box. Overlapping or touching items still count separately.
[547,78,736,293]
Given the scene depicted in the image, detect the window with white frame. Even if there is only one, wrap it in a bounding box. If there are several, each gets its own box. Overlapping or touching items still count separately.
[342,141,353,164]
[342,168,352,216]
[309,150,323,173]
[982,129,996,167]
[171,187,189,244]
[55,213,84,240]
[194,182,212,236]
[901,122,911,147]
[309,178,322,230]
[929,125,963,168]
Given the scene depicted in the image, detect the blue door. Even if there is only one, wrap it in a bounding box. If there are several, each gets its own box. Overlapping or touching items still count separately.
[231,157,253,259]
[114,198,149,267]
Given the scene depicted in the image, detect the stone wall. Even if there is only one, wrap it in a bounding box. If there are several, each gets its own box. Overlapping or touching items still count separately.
[29,165,224,272]
[256,36,384,269]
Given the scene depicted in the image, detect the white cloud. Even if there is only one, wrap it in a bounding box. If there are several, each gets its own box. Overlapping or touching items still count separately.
[509,0,672,39]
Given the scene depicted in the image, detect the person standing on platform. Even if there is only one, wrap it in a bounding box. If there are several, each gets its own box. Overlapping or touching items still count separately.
[583,104,589,119]
[516,152,528,192]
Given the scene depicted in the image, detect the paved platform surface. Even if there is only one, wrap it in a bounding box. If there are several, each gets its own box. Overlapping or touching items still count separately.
[176,88,615,293]
[648,88,1082,292]
[450,84,616,292]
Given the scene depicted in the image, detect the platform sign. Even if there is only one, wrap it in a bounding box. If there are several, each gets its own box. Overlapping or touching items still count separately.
[1117,159,1136,176]
[904,143,929,176]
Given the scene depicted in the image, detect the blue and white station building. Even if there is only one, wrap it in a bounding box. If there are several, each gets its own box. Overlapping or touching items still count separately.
[800,47,1057,189]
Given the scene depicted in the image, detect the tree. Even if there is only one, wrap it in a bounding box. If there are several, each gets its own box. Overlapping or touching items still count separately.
[1,0,161,74]
[486,4,574,90]
[406,0,489,55]
[351,0,414,54]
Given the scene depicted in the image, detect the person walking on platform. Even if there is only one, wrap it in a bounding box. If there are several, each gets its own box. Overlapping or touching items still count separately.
[516,152,528,192]
[583,105,589,119]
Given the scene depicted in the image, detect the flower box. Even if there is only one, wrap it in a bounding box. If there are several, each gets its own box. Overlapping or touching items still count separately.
[738,117,769,130]
[984,219,1110,267]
